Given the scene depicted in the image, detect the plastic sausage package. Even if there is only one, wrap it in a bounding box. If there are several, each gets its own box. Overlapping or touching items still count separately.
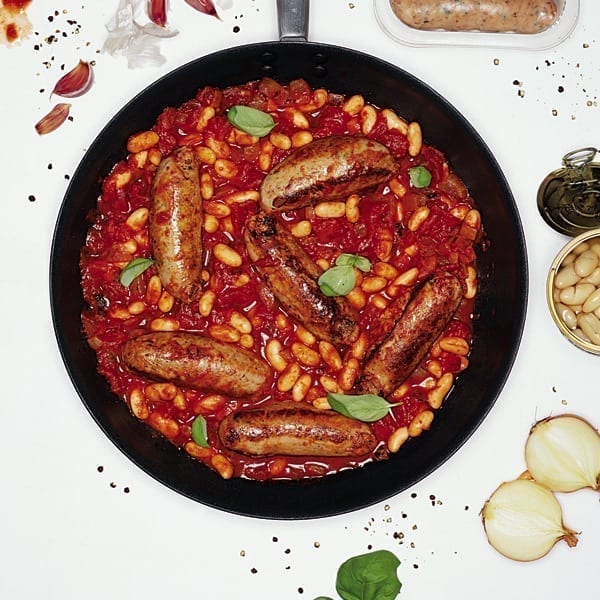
[374,0,579,50]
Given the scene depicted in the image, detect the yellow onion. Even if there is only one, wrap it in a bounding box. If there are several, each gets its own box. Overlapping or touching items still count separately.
[481,479,578,562]
[525,415,600,492]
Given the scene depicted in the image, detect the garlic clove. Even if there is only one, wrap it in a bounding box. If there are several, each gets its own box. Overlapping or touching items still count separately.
[35,103,71,135]
[183,0,220,19]
[481,479,578,562]
[525,415,600,492]
[148,0,168,26]
[51,60,94,98]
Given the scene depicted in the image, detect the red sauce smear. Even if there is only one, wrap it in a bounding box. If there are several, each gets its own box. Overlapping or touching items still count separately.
[80,77,482,481]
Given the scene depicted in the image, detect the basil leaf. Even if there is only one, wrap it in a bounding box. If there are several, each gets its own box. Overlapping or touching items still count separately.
[327,392,396,422]
[318,265,356,297]
[336,550,402,600]
[191,415,209,448]
[227,105,276,137]
[119,257,154,287]
[408,165,432,188]
[335,253,372,273]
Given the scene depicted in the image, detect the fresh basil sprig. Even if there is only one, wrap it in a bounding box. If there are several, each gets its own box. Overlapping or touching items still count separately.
[191,414,209,448]
[327,392,399,422]
[314,550,402,600]
[227,105,276,137]
[119,257,154,287]
[408,165,432,188]
[318,253,372,297]
[335,550,402,600]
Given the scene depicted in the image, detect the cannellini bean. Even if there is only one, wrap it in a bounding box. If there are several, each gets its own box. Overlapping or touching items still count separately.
[577,312,600,345]
[213,243,242,267]
[319,341,343,370]
[559,282,596,306]
[574,250,599,277]
[208,324,240,343]
[129,388,149,419]
[315,201,346,218]
[582,267,600,286]
[554,264,580,289]
[407,121,422,157]
[582,287,600,313]
[387,426,409,453]
[292,374,312,402]
[408,410,434,437]
[127,130,159,153]
[591,242,600,258]
[556,302,578,329]
[427,372,454,409]
[198,290,216,316]
[185,441,211,460]
[572,241,590,255]
[211,454,234,479]
[291,342,321,367]
[277,362,301,392]
[573,327,591,343]
[266,339,288,372]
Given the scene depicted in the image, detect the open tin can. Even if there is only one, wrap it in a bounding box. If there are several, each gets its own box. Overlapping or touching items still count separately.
[541,147,600,353]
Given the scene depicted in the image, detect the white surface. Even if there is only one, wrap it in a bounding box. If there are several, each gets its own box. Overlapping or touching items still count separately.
[1,1,598,599]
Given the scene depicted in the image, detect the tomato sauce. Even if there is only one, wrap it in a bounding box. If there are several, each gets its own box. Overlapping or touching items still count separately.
[80,78,481,481]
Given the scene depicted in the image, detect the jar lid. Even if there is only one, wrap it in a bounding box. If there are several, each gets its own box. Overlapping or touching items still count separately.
[537,147,600,236]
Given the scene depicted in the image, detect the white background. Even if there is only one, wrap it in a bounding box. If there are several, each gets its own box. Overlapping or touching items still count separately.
[1,1,598,598]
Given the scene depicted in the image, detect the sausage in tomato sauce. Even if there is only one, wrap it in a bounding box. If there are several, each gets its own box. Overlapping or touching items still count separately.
[355,272,464,397]
[122,331,271,397]
[244,212,360,346]
[150,146,203,303]
[260,135,398,212]
[218,402,378,457]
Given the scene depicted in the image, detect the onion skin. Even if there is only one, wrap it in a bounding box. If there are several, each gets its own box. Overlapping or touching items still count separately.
[525,414,600,493]
[481,479,579,562]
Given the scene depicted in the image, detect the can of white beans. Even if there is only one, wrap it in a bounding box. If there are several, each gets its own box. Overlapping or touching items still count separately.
[547,228,600,354]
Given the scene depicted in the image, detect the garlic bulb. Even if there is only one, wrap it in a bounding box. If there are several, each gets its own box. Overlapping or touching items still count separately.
[525,415,600,492]
[481,479,578,561]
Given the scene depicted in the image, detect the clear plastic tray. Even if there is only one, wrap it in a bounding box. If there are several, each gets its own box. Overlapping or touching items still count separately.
[374,0,579,50]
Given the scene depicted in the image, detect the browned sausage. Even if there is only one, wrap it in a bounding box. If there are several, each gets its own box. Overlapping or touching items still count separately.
[122,331,271,397]
[260,135,399,212]
[355,272,463,396]
[150,146,203,303]
[390,0,558,34]
[244,212,360,345]
[218,401,378,457]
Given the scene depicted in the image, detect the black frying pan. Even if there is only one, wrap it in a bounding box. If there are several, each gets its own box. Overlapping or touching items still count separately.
[50,0,528,519]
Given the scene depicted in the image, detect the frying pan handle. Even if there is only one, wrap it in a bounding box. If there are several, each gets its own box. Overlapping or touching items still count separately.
[277,0,309,42]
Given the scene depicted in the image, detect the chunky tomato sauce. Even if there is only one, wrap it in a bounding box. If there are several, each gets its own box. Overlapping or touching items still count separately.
[81,77,481,481]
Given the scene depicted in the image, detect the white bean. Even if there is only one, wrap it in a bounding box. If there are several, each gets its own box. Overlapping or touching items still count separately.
[583,288,600,313]
[556,302,577,329]
[573,328,591,343]
[554,264,580,289]
[572,241,590,255]
[582,267,600,286]
[574,250,599,277]
[590,242,600,258]
[559,282,596,306]
[577,312,600,345]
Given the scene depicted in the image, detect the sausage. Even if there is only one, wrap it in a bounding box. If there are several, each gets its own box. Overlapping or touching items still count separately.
[122,331,271,397]
[355,272,463,397]
[389,0,558,34]
[244,212,360,345]
[217,402,378,457]
[259,135,399,212]
[150,145,203,304]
